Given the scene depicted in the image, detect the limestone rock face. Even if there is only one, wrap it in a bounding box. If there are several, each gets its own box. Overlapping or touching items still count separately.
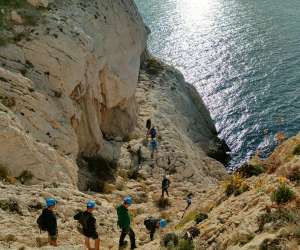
[0,0,147,184]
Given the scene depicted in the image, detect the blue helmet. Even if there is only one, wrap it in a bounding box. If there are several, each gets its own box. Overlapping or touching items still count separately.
[123,196,133,206]
[159,219,167,228]
[46,198,57,208]
[87,200,96,209]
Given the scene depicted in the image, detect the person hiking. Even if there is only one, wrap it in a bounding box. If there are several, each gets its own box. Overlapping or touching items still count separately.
[182,193,193,218]
[149,138,158,159]
[74,200,100,250]
[149,126,157,139]
[37,198,58,246]
[144,217,167,241]
[161,175,170,198]
[116,196,136,249]
[146,119,152,137]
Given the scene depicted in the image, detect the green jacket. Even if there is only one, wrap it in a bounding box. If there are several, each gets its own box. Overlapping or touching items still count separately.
[116,204,131,231]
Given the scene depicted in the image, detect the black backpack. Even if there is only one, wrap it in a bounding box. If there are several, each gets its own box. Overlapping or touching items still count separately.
[37,213,48,231]
[144,217,154,231]
[150,128,157,138]
[146,119,151,130]
[74,211,88,234]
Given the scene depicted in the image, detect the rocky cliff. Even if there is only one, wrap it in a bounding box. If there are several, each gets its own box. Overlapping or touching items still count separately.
[0,0,226,187]
[0,0,232,249]
[0,0,147,185]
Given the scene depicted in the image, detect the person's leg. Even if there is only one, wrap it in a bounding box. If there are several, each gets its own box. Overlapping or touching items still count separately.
[150,229,155,241]
[48,234,58,247]
[84,237,91,250]
[94,238,100,250]
[161,188,164,198]
[166,188,169,197]
[119,229,127,246]
[128,228,136,249]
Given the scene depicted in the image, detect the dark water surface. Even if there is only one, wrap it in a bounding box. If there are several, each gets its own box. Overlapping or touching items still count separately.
[135,0,300,168]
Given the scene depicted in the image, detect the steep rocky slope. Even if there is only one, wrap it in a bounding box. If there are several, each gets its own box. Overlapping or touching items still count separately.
[0,59,227,250]
[175,132,300,250]
[0,0,226,188]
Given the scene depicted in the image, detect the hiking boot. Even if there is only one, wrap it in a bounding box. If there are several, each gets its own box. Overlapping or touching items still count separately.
[119,240,128,249]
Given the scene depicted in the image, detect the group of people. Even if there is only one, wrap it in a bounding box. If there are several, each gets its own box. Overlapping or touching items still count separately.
[37,195,168,249]
[36,119,194,249]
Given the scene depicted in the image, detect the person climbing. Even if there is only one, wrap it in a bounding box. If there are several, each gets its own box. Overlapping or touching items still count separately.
[181,193,193,218]
[116,196,136,249]
[37,198,58,246]
[149,138,158,159]
[74,200,100,250]
[149,126,157,139]
[144,217,167,241]
[146,119,152,137]
[161,175,170,198]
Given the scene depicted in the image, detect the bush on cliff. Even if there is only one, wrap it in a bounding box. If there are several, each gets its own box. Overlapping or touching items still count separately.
[258,207,297,232]
[293,144,300,155]
[0,165,8,181]
[145,58,164,75]
[271,182,294,205]
[223,174,249,197]
[237,163,265,178]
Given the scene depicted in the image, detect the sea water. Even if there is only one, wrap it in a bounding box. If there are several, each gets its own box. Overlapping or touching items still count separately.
[135,0,300,168]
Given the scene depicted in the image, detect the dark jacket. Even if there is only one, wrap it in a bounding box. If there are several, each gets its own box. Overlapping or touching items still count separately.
[42,208,57,236]
[116,204,131,231]
[74,211,99,239]
[144,218,160,240]
[162,178,170,189]
[144,218,160,231]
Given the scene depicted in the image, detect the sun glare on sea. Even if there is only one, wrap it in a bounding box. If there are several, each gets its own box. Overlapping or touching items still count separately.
[176,0,218,30]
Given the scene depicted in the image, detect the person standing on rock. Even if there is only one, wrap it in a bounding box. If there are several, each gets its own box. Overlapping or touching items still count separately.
[161,175,170,198]
[144,217,167,241]
[74,200,100,250]
[116,196,136,249]
[37,198,58,246]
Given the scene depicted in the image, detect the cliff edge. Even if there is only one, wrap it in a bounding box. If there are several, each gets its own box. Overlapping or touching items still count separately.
[0,0,226,186]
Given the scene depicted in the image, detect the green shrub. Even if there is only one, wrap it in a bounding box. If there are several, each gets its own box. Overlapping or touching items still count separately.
[257,208,297,232]
[271,184,294,205]
[223,174,249,197]
[287,170,300,184]
[194,213,208,224]
[162,233,179,248]
[156,197,171,209]
[145,58,164,75]
[293,144,300,155]
[0,165,8,180]
[259,238,283,250]
[0,198,22,215]
[292,225,300,240]
[177,239,194,250]
[238,163,265,178]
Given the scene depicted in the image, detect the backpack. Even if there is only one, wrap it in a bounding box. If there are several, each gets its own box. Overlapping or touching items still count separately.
[37,213,47,231]
[146,119,151,130]
[144,217,154,231]
[150,128,157,138]
[74,211,89,235]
